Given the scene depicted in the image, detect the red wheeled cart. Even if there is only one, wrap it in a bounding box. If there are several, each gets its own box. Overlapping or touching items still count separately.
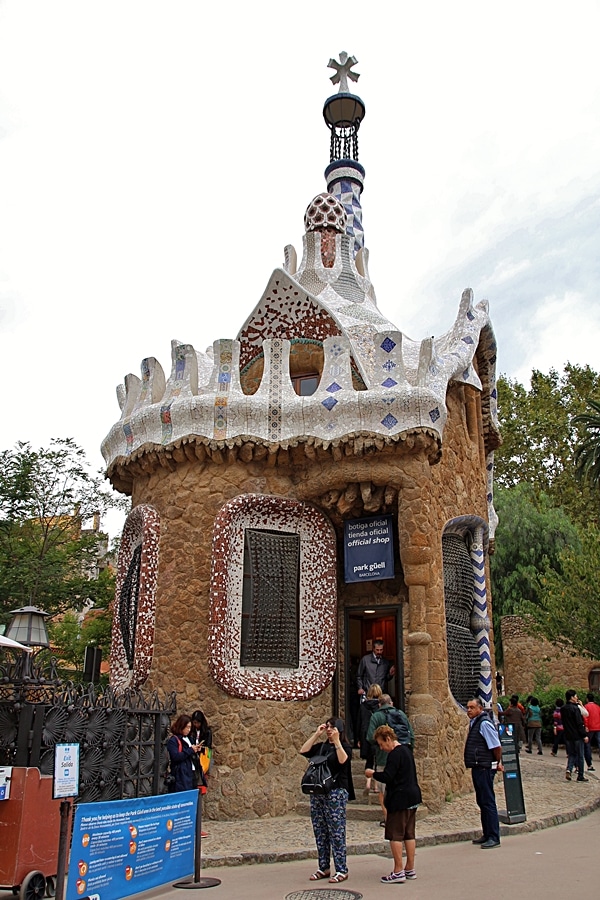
[0,767,61,899]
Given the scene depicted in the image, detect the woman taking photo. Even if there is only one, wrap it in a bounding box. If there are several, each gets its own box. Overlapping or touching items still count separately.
[299,717,355,884]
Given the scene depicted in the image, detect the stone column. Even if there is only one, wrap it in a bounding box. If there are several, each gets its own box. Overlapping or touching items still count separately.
[397,462,445,811]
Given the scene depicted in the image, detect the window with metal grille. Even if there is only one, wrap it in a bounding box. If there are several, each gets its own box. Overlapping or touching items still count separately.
[241,529,300,667]
[119,543,142,670]
[442,532,480,706]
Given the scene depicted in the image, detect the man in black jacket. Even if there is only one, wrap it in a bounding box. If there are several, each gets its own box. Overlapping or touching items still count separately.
[561,690,589,782]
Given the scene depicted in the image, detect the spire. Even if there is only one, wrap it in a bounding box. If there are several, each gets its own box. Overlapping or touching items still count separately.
[322,52,366,256]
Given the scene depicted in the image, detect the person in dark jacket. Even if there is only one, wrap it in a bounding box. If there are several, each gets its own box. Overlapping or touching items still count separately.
[366,724,422,884]
[190,709,213,784]
[357,641,395,695]
[300,717,355,884]
[561,690,589,781]
[167,715,202,792]
[500,694,526,751]
[189,709,212,749]
[464,697,504,849]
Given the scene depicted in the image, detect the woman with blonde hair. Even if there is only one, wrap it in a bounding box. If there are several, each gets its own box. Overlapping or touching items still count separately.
[359,683,382,790]
[366,724,422,884]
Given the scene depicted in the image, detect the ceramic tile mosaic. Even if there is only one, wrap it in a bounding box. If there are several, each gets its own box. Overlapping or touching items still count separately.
[101,183,499,552]
[208,494,337,700]
[326,160,365,256]
[102,289,498,477]
[110,504,160,691]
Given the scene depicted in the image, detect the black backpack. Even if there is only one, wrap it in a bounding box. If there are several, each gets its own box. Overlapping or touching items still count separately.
[384,708,412,746]
[301,753,335,795]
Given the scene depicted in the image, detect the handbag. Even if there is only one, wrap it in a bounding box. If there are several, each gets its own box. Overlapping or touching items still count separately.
[301,752,335,795]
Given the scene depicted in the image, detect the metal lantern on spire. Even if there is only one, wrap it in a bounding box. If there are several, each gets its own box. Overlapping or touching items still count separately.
[323,52,365,162]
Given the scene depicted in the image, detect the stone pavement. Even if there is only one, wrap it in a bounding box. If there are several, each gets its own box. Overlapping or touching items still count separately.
[199,749,600,868]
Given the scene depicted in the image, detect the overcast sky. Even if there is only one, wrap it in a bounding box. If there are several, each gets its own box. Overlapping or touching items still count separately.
[1,1,599,534]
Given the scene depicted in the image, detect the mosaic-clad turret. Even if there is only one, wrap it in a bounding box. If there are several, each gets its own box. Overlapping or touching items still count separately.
[103,54,502,821]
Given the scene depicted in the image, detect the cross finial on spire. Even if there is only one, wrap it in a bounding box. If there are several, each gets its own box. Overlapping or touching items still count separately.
[328,51,360,94]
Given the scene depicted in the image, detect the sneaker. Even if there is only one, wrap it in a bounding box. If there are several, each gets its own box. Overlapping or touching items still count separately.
[525,749,532,753]
[576,777,589,782]
[537,751,543,755]
[381,871,406,884]
[565,770,572,780]
[405,870,417,880]
[588,766,595,772]
[550,751,557,756]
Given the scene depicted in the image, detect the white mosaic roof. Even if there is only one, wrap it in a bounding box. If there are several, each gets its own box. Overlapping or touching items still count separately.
[101,193,500,478]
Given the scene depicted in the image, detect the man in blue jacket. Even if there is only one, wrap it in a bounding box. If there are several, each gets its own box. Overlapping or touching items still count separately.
[464,697,504,849]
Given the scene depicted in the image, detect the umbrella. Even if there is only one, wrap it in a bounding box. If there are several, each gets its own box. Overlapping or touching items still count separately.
[0,634,34,653]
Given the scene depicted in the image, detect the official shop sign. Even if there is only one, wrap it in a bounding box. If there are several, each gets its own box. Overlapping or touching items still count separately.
[67,791,196,900]
[344,515,395,583]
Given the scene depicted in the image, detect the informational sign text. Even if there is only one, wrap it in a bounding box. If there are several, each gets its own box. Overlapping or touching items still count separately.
[67,791,196,900]
[344,515,395,583]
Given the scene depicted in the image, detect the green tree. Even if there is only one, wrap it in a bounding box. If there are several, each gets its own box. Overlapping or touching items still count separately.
[521,522,600,660]
[0,438,126,626]
[573,397,600,489]
[49,605,112,677]
[495,364,600,527]
[490,484,580,662]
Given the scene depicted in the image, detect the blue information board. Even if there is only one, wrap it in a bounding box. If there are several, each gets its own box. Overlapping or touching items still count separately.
[67,791,197,900]
[344,515,395,583]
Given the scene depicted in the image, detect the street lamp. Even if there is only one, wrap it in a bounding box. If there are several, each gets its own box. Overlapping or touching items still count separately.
[5,606,51,648]
[4,605,53,689]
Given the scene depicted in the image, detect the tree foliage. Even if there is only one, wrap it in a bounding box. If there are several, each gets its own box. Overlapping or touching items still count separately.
[0,438,126,625]
[495,364,600,527]
[573,397,600,489]
[49,606,112,676]
[521,521,600,660]
[491,364,600,662]
[489,484,580,662]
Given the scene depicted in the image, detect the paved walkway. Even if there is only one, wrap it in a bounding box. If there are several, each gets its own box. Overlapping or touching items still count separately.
[142,807,600,900]
[199,749,600,868]
[1,752,598,900]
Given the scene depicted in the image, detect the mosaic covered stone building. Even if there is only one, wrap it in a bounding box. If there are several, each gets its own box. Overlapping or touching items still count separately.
[102,54,500,818]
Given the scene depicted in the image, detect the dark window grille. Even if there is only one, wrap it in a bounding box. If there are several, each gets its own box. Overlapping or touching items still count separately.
[119,544,142,669]
[241,529,300,668]
[442,533,480,706]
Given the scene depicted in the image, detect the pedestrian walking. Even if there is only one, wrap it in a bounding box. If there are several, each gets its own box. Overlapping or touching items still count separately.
[525,697,543,754]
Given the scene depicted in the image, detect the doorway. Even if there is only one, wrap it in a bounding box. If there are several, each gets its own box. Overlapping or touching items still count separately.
[345,606,404,746]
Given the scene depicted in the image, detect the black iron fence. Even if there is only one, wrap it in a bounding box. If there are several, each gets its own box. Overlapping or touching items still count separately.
[0,650,176,803]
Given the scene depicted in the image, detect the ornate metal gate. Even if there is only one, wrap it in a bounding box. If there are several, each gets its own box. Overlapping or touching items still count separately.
[0,653,176,803]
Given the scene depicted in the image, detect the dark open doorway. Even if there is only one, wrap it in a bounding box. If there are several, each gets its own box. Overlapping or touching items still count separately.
[345,606,404,746]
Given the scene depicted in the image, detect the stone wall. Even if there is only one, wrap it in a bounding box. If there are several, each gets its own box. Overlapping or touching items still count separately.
[501,615,600,694]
